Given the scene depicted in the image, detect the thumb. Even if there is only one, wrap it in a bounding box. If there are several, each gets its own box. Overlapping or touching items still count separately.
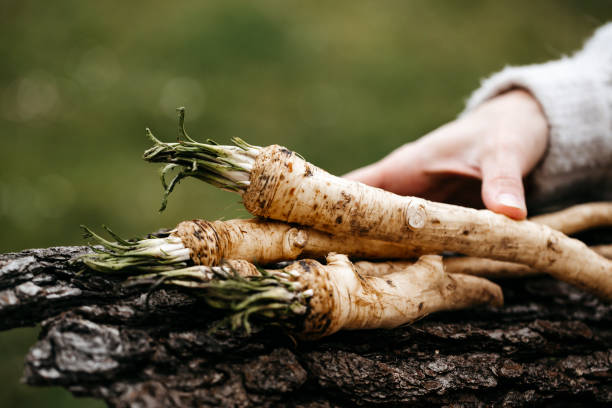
[480,153,527,220]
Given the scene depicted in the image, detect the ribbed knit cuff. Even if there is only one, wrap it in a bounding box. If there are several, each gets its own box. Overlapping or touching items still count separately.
[462,57,612,209]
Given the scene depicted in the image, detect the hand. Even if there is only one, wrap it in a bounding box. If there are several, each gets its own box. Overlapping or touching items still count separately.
[344,89,549,220]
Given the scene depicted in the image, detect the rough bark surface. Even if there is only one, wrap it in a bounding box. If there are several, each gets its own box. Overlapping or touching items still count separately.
[1,244,611,407]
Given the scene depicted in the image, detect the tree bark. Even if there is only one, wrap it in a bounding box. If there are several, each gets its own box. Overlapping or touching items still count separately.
[1,245,611,407]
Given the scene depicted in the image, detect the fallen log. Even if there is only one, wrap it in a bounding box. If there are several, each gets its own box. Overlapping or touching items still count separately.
[1,245,611,407]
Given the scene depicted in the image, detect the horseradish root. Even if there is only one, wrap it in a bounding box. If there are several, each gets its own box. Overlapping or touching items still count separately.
[443,244,612,278]
[354,244,612,279]
[128,253,503,340]
[530,202,612,234]
[78,219,426,273]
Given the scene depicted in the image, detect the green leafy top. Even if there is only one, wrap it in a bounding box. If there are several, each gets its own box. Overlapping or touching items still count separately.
[143,108,261,211]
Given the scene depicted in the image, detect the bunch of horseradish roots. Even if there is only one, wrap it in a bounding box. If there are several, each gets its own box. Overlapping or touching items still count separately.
[78,109,612,340]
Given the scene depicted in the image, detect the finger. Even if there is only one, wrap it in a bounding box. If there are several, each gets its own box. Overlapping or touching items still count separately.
[343,162,387,188]
[344,143,427,195]
[480,150,527,220]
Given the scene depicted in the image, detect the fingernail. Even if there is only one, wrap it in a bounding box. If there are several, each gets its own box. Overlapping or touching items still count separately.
[497,193,524,210]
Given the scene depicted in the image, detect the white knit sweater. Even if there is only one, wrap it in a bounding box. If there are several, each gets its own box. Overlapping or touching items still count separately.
[464,23,612,212]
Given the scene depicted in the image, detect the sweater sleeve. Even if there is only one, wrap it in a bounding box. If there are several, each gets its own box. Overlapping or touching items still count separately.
[463,23,612,211]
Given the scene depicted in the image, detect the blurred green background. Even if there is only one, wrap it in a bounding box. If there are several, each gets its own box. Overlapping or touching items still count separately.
[1,0,610,405]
